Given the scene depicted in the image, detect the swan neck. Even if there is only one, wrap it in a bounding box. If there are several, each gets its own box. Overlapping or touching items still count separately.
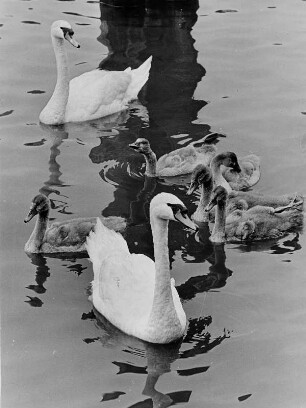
[40,36,69,124]
[53,36,69,96]
[143,150,157,177]
[148,216,175,322]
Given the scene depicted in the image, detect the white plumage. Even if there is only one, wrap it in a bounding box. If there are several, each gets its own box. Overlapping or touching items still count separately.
[86,193,197,344]
[39,20,152,125]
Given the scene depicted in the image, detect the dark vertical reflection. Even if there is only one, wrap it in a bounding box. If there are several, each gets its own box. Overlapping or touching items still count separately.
[88,1,215,260]
[84,308,230,406]
[98,0,209,156]
[38,124,72,214]
[178,241,233,301]
[25,252,88,307]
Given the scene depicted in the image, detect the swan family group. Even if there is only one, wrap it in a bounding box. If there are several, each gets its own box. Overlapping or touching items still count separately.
[24,20,304,344]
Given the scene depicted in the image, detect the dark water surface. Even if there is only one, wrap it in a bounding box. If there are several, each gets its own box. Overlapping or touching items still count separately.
[1,0,306,407]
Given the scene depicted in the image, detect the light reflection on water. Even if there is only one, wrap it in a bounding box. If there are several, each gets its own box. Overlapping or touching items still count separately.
[1,0,306,407]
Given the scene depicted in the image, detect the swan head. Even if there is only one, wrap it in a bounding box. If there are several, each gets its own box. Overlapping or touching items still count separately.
[129,138,152,155]
[51,20,80,48]
[235,219,256,241]
[150,193,197,230]
[187,164,212,195]
[24,194,50,223]
[205,186,228,212]
[211,152,241,173]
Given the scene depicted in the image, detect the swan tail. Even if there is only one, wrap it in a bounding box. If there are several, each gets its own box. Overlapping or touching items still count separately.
[86,218,129,276]
[191,132,221,148]
[126,56,152,101]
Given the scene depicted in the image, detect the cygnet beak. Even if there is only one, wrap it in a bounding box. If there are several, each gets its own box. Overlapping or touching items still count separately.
[129,143,139,151]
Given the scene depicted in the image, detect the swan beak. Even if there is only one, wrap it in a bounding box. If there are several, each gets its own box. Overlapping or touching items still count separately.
[24,205,37,223]
[64,32,80,48]
[175,212,198,231]
[187,183,197,196]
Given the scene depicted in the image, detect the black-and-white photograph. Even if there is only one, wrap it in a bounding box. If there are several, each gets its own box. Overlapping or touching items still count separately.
[1,0,306,407]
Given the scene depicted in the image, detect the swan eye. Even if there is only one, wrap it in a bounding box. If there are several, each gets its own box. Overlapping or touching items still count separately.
[167,203,187,215]
[61,27,74,36]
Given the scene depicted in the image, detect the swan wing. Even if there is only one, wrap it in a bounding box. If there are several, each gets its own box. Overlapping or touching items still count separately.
[65,70,132,122]
[92,252,156,335]
[86,218,129,276]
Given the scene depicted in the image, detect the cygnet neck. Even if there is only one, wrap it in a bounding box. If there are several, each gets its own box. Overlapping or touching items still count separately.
[25,209,49,252]
[210,157,232,193]
[143,149,157,177]
[193,178,213,223]
[211,199,227,243]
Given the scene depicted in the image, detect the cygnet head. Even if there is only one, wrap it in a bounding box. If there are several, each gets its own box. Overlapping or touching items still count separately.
[212,152,241,173]
[205,186,228,212]
[187,164,212,195]
[227,198,248,213]
[24,194,50,223]
[235,219,256,241]
[150,193,197,230]
[51,20,80,48]
[129,138,152,155]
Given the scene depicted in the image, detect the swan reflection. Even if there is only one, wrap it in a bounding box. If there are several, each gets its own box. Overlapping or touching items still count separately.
[178,240,233,302]
[86,307,229,407]
[24,251,88,307]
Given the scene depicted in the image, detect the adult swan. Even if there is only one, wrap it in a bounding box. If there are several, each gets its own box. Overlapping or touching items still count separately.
[86,193,197,344]
[39,20,152,125]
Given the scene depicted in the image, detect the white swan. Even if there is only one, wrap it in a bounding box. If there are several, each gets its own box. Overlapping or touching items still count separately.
[39,20,152,125]
[86,193,197,344]
[129,134,217,178]
[24,194,126,254]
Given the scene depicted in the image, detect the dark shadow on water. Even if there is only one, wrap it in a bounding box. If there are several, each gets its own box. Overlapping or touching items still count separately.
[98,0,208,154]
[85,0,229,264]
[231,231,303,255]
[83,307,229,406]
[178,241,233,302]
[24,252,88,307]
